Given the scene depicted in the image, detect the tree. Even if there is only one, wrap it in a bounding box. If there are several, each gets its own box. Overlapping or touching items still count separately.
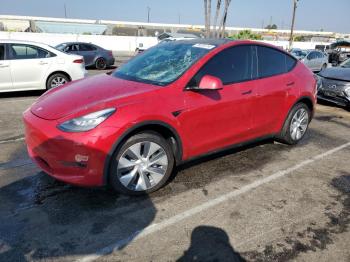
[203,0,232,38]
[265,24,278,30]
[230,30,262,40]
[294,35,306,41]
[217,0,232,38]
[213,0,222,38]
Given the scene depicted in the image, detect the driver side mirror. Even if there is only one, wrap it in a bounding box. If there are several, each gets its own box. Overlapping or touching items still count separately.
[190,75,223,91]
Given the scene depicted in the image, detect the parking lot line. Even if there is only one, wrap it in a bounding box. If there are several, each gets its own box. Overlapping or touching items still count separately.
[0,137,25,144]
[76,141,350,262]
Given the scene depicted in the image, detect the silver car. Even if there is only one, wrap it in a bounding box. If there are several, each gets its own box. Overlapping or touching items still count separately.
[291,49,328,72]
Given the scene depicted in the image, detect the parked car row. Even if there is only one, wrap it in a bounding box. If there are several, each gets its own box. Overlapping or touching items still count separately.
[0,40,115,93]
[0,40,87,93]
[290,48,328,72]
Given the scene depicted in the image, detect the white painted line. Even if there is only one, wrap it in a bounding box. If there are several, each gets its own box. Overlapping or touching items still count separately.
[0,137,25,144]
[76,142,350,262]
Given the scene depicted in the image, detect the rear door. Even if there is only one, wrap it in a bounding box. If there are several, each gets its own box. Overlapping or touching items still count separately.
[9,44,54,90]
[78,44,97,66]
[252,45,297,136]
[180,45,257,157]
[0,43,13,91]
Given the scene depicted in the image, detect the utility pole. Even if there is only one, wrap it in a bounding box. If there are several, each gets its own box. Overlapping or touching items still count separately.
[64,3,67,18]
[147,6,151,23]
[178,13,181,24]
[289,0,299,50]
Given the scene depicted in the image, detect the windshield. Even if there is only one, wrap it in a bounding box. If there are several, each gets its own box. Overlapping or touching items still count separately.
[291,50,307,58]
[113,42,215,86]
[55,43,67,51]
[340,59,350,68]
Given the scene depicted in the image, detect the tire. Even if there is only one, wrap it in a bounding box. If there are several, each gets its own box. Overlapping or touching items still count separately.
[109,132,175,195]
[276,103,311,145]
[46,73,69,90]
[95,57,107,70]
[321,63,327,71]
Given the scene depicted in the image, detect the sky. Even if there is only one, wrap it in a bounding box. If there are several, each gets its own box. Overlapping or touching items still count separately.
[1,0,349,33]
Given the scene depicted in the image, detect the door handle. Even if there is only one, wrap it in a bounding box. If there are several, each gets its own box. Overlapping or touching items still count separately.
[286,82,295,87]
[241,90,252,95]
[0,64,9,68]
[39,61,48,65]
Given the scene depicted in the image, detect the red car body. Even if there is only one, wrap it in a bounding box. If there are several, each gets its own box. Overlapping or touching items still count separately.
[23,40,316,187]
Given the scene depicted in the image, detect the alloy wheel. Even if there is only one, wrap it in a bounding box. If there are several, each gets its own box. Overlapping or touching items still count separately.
[289,108,309,141]
[116,141,169,191]
[50,76,67,88]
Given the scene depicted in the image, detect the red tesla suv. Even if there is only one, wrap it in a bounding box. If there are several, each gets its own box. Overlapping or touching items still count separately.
[23,39,316,195]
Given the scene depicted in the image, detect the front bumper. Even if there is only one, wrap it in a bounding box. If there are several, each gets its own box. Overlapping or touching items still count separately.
[317,90,350,107]
[107,57,115,66]
[23,109,121,186]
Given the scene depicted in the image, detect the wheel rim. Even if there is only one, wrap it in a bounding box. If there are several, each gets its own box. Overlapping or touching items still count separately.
[116,141,168,191]
[96,58,106,69]
[50,76,67,88]
[290,108,309,141]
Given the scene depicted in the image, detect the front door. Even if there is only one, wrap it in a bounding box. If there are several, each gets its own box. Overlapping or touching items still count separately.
[179,45,256,157]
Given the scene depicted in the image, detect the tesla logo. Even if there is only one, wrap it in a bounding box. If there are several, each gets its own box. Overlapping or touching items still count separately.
[36,107,43,111]
[328,84,337,89]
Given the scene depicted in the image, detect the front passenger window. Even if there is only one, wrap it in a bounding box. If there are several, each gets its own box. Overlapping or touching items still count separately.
[190,45,253,86]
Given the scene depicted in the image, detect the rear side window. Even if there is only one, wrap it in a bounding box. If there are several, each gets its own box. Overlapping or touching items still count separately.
[257,46,296,78]
[9,44,54,59]
[190,45,253,86]
[79,44,96,51]
[67,44,79,52]
[0,44,4,60]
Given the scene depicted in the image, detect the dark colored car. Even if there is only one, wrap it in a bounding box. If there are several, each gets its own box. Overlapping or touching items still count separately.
[23,39,316,195]
[326,41,350,66]
[317,59,350,108]
[55,42,115,70]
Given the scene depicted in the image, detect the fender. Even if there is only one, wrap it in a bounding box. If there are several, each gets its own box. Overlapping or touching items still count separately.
[102,120,183,185]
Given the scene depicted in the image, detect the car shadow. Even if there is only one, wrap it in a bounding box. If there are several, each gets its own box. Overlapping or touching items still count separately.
[177,225,246,262]
[0,136,156,261]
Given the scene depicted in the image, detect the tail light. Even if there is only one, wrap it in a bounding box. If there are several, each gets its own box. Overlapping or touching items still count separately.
[73,59,84,64]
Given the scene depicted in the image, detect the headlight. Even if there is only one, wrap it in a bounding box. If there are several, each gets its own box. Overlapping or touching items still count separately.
[314,74,322,90]
[345,86,350,97]
[58,108,115,132]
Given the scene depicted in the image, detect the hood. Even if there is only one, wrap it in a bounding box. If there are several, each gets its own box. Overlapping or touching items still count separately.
[319,67,350,82]
[31,74,160,120]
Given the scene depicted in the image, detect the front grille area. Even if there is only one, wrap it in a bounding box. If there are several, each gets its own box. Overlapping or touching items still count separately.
[320,78,348,97]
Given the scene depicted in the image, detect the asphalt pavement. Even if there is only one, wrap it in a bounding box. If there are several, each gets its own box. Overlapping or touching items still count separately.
[0,69,349,261]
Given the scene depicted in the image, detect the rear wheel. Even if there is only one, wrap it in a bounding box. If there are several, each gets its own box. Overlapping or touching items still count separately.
[46,73,69,89]
[109,132,174,195]
[95,57,107,70]
[276,103,310,145]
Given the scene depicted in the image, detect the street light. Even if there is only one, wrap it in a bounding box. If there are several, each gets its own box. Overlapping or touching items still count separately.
[289,0,299,50]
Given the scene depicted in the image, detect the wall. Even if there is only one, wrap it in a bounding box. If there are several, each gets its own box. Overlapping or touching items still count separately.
[0,31,330,55]
[0,31,158,56]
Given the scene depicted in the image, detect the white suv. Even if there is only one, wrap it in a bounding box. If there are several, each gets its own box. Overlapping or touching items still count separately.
[0,40,87,93]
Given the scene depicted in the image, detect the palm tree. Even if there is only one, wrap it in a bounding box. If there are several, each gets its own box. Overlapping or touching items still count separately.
[218,0,231,38]
[203,0,212,38]
[213,0,222,38]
